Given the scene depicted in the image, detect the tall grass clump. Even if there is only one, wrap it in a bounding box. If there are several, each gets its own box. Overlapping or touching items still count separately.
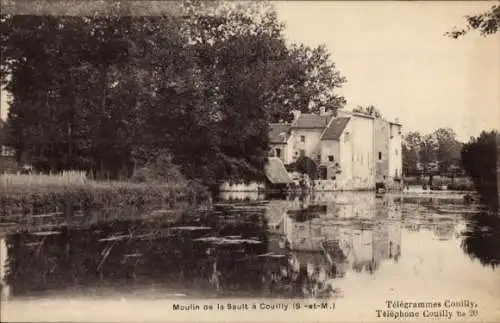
[0,171,210,219]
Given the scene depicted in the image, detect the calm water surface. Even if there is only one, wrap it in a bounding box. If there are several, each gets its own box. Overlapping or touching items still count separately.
[1,191,499,322]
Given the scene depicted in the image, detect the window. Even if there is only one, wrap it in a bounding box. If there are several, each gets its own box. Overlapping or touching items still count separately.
[395,149,399,156]
[328,155,334,162]
[299,149,305,157]
[378,152,382,160]
[276,148,281,158]
[300,135,305,143]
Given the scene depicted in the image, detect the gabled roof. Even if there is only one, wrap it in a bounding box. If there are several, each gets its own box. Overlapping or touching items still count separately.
[292,113,331,129]
[265,157,291,184]
[321,117,350,140]
[269,123,291,144]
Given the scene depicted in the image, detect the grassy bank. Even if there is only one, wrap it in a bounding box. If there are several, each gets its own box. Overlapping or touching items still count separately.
[0,173,210,219]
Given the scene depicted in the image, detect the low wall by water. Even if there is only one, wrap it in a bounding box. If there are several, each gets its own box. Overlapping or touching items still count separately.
[219,181,265,192]
[313,178,377,191]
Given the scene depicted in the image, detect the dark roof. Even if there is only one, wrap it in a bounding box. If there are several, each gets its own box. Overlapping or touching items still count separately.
[265,158,291,184]
[292,114,331,129]
[321,117,350,140]
[269,123,291,144]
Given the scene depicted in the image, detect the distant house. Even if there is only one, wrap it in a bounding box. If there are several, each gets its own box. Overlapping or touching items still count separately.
[222,107,403,193]
[269,107,403,191]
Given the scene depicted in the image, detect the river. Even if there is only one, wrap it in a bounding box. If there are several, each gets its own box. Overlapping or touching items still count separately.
[1,191,499,322]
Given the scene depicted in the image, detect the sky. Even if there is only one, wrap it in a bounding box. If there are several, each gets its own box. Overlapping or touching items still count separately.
[1,1,498,141]
[274,1,499,141]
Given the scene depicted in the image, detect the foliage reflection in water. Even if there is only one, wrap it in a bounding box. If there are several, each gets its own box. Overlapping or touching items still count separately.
[0,191,499,302]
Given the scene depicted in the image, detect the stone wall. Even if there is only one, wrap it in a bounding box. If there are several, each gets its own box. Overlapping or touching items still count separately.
[374,118,390,183]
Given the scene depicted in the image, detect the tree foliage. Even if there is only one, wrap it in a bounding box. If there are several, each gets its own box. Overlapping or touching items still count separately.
[461,130,499,211]
[288,156,318,180]
[447,5,500,38]
[402,128,462,176]
[402,131,422,176]
[0,1,346,188]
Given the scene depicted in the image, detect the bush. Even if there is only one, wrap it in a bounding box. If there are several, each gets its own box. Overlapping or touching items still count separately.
[131,153,186,184]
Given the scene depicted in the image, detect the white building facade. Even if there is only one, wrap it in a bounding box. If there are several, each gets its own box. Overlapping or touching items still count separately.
[269,108,403,191]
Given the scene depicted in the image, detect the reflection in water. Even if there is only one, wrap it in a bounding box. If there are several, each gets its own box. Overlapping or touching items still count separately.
[267,193,403,277]
[461,213,500,268]
[2,209,338,300]
[0,191,498,302]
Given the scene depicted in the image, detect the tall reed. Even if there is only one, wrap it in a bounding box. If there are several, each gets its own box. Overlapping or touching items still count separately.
[0,172,210,219]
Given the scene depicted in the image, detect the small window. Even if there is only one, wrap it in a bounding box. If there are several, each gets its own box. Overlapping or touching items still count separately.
[395,149,399,156]
[299,149,305,157]
[276,148,281,158]
[300,135,305,143]
[328,155,334,162]
[378,152,382,160]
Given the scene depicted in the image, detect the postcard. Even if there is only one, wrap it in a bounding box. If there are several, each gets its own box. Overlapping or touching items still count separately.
[0,1,499,322]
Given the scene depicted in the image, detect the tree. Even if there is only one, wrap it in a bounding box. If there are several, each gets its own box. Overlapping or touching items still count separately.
[0,13,179,176]
[447,5,500,38]
[402,131,422,176]
[461,130,499,211]
[419,133,439,186]
[1,1,347,188]
[288,156,318,180]
[432,127,461,175]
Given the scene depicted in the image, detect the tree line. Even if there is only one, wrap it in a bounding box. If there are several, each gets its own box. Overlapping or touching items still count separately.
[461,131,499,211]
[402,128,463,177]
[0,1,346,188]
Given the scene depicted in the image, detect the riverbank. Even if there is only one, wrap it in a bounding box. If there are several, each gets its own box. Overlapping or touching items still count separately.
[404,176,474,191]
[0,173,211,227]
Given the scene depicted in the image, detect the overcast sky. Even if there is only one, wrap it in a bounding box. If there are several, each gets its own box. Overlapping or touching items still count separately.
[1,1,498,141]
[274,1,499,141]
